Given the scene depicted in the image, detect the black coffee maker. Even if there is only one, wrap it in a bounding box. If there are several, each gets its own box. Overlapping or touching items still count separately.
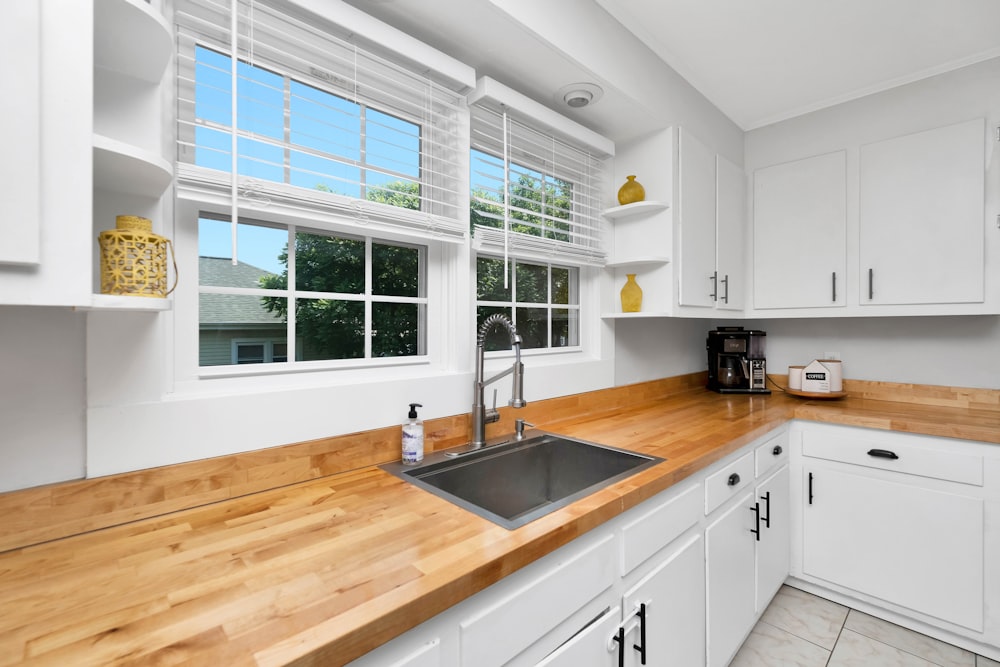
[706,327,770,394]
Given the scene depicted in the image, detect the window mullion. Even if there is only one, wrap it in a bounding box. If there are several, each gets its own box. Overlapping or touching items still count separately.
[287,225,297,363]
[365,237,373,360]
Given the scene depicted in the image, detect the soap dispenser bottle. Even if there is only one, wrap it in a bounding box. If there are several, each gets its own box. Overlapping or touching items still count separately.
[402,403,424,465]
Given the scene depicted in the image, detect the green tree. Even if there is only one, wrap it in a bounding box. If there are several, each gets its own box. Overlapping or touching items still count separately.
[258,180,422,360]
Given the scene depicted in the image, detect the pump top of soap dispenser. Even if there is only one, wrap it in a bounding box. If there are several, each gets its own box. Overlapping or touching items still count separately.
[408,403,422,419]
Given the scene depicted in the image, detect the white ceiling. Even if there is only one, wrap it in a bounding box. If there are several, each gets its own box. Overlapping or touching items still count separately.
[343,0,1000,137]
[594,0,1000,130]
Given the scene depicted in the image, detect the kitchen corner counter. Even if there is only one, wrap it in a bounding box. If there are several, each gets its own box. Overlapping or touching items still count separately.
[1,384,998,666]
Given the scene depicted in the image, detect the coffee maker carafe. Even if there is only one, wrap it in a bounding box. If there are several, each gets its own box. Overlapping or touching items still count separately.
[707,327,770,394]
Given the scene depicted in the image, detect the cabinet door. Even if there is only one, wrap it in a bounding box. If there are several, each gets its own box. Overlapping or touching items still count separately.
[0,2,41,265]
[753,151,846,309]
[706,491,757,667]
[716,155,745,311]
[535,607,621,667]
[859,118,985,306]
[803,465,984,631]
[755,465,789,612]
[678,129,717,307]
[622,534,705,667]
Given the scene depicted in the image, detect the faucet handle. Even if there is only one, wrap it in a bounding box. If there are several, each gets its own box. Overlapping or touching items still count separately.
[515,419,535,440]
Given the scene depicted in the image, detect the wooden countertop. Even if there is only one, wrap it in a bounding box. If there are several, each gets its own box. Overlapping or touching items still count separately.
[1,387,998,666]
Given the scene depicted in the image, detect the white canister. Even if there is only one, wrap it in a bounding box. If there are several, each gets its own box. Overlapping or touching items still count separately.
[788,365,804,391]
[819,359,843,392]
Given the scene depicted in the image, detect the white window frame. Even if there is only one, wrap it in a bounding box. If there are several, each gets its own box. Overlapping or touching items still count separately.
[475,254,581,354]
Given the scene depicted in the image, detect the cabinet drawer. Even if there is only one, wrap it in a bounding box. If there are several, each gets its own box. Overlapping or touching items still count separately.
[755,432,789,478]
[705,452,754,514]
[621,483,700,575]
[460,534,615,667]
[802,431,983,486]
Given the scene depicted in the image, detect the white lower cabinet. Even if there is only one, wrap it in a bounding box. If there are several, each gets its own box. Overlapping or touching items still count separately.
[535,606,623,667]
[705,433,791,667]
[793,422,999,656]
[755,465,790,612]
[620,534,706,666]
[706,490,757,667]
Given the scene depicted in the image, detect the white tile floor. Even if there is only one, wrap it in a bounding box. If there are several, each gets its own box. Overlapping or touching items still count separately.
[731,585,1000,667]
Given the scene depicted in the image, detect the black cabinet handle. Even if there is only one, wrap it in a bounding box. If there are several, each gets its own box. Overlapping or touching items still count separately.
[760,491,771,529]
[750,502,761,541]
[633,603,647,665]
[772,445,783,456]
[867,448,899,460]
[808,472,814,505]
[612,626,625,667]
[728,473,741,486]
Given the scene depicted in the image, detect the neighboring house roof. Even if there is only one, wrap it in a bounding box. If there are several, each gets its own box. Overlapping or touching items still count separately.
[199,257,285,327]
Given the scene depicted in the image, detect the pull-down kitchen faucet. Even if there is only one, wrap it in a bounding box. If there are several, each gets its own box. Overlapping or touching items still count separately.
[469,314,526,448]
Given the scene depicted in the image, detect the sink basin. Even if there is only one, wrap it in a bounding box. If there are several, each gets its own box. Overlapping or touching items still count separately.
[380,432,663,530]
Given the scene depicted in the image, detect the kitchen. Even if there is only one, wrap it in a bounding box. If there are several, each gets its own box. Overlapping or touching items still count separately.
[1,0,1000,665]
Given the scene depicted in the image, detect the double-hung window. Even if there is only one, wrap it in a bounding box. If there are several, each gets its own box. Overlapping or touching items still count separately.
[174,0,470,372]
[469,77,613,352]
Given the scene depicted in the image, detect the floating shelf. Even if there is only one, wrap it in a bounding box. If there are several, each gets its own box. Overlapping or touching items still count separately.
[93,133,173,198]
[601,311,673,319]
[602,200,670,221]
[606,256,671,269]
[80,294,173,312]
[94,0,173,83]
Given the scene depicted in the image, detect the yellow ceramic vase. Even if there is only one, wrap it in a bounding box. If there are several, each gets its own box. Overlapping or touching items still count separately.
[620,274,643,312]
[617,175,646,205]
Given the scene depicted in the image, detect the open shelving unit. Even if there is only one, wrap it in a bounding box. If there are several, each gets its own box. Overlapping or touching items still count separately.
[91,0,175,311]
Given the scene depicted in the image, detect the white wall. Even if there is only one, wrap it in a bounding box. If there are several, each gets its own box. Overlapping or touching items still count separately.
[613,318,709,386]
[0,307,86,492]
[724,317,1000,390]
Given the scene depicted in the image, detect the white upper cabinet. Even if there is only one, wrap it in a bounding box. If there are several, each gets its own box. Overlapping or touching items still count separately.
[678,129,718,308]
[716,155,746,311]
[859,118,985,306]
[0,4,41,267]
[753,151,847,310]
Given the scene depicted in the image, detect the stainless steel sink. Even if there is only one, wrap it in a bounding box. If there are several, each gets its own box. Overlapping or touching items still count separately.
[380,432,663,530]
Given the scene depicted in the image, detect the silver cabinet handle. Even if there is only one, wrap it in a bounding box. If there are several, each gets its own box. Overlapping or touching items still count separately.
[721,274,729,304]
[831,272,837,302]
[710,271,718,301]
[868,268,874,300]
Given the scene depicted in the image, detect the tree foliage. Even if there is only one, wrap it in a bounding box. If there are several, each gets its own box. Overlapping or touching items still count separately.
[258,180,421,360]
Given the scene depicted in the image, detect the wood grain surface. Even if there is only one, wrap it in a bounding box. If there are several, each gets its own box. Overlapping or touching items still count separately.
[0,375,998,666]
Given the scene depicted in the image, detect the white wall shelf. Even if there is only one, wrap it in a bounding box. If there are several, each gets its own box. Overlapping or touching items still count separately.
[602,200,669,221]
[94,0,172,83]
[601,311,673,319]
[606,256,671,269]
[93,133,173,197]
[80,295,172,312]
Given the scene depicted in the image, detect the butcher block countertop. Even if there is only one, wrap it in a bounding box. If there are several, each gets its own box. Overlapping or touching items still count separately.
[2,379,999,666]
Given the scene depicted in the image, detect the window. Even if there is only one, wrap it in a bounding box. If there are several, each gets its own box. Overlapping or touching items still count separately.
[198,217,426,368]
[191,46,422,208]
[175,0,468,241]
[476,256,579,352]
[468,77,612,266]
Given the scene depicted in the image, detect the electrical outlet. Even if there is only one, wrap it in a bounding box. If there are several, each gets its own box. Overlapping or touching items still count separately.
[822,351,841,360]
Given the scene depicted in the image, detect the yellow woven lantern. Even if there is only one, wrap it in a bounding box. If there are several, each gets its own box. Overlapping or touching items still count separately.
[98,216,177,298]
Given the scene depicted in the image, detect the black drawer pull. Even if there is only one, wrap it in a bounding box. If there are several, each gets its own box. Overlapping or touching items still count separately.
[867,448,899,460]
[728,473,741,486]
[772,445,783,456]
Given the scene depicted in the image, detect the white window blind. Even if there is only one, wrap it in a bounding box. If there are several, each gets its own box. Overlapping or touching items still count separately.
[469,77,613,267]
[175,0,471,251]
